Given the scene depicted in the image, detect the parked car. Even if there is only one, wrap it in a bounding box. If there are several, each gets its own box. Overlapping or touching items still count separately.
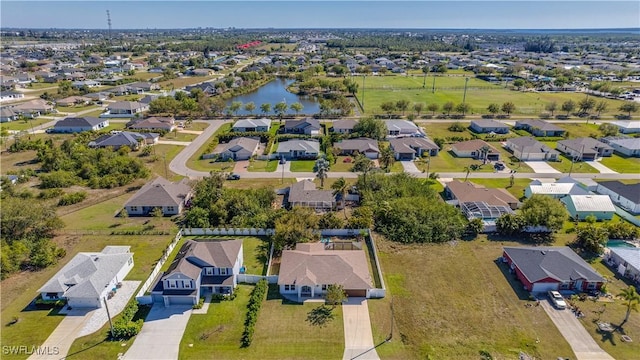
[279,157,287,164]
[226,173,240,180]
[548,291,567,309]
[494,162,505,171]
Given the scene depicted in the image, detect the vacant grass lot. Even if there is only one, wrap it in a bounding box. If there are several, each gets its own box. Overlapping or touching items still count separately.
[598,154,640,173]
[373,236,574,359]
[356,75,627,117]
[0,117,52,131]
[289,160,315,172]
[247,159,278,172]
[421,121,476,140]
[424,149,495,173]
[140,144,186,180]
[224,177,297,190]
[56,104,100,113]
[546,154,599,174]
[163,131,198,142]
[158,75,219,90]
[186,122,232,172]
[555,123,602,138]
[180,284,344,360]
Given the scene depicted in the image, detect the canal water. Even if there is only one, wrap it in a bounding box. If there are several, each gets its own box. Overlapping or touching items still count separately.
[226,78,320,116]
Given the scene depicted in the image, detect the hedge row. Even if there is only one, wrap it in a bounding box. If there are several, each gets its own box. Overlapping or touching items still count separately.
[241,279,268,347]
[111,302,143,340]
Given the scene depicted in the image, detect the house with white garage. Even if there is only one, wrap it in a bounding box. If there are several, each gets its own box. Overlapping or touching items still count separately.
[334,138,380,159]
[605,247,640,284]
[151,239,243,306]
[0,107,18,122]
[385,120,420,137]
[278,242,374,301]
[610,120,640,134]
[12,99,54,118]
[600,137,640,157]
[470,119,509,134]
[556,138,613,161]
[52,117,109,133]
[524,179,590,199]
[124,176,192,216]
[331,119,358,134]
[103,101,149,118]
[514,119,565,137]
[127,116,176,132]
[38,246,134,308]
[451,139,500,161]
[89,131,159,150]
[561,194,616,221]
[389,137,439,160]
[505,137,559,161]
[205,137,260,161]
[283,118,320,135]
[275,139,319,160]
[232,118,272,132]
[596,180,640,214]
[502,246,604,293]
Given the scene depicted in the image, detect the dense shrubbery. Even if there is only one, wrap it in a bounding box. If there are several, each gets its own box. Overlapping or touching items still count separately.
[241,279,268,347]
[110,302,145,340]
[57,191,87,206]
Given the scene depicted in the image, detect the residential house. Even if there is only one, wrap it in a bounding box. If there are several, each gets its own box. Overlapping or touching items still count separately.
[139,94,161,105]
[71,80,101,88]
[596,180,640,214]
[283,118,321,135]
[151,239,243,306]
[38,246,134,308]
[451,139,500,161]
[89,131,159,150]
[605,247,640,285]
[0,90,25,102]
[12,99,53,118]
[600,137,640,157]
[470,119,510,134]
[56,96,91,107]
[334,138,380,159]
[191,68,213,76]
[561,195,615,221]
[505,137,559,161]
[104,101,149,118]
[556,138,613,161]
[278,242,374,301]
[53,117,109,133]
[514,119,565,137]
[127,116,176,132]
[389,137,439,160]
[85,92,110,102]
[331,119,357,134]
[610,120,640,134]
[288,179,335,210]
[524,179,590,199]
[276,139,319,160]
[0,107,17,122]
[232,118,272,132]
[128,81,160,92]
[185,82,217,95]
[385,120,420,137]
[502,246,604,293]
[123,177,192,216]
[205,137,260,161]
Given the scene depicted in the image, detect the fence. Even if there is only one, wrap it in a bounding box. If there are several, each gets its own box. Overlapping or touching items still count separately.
[614,205,640,227]
[238,274,278,284]
[365,230,387,298]
[182,228,275,236]
[135,229,183,303]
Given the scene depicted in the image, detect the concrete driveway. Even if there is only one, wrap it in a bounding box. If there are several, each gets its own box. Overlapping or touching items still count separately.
[525,161,561,173]
[586,161,618,174]
[122,305,192,360]
[400,160,420,173]
[342,298,379,360]
[28,309,92,360]
[539,299,614,360]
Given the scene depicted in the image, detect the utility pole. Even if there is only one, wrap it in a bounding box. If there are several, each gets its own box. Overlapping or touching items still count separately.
[163,154,168,178]
[462,77,469,104]
[103,297,114,338]
[361,75,365,111]
[431,73,436,94]
[106,10,112,47]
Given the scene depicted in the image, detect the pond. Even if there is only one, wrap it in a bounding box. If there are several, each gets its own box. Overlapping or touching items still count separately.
[226,78,320,116]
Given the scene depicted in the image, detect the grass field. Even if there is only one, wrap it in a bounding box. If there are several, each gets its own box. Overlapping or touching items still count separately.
[598,154,640,173]
[56,104,100,113]
[131,72,161,81]
[164,131,198,142]
[247,159,278,172]
[186,123,232,172]
[355,75,627,117]
[158,75,219,90]
[179,284,345,360]
[463,178,531,200]
[140,144,187,180]
[331,156,356,172]
[546,154,599,174]
[373,236,575,359]
[555,123,602,138]
[289,160,316,172]
[423,149,496,173]
[224,178,297,190]
[0,117,52,131]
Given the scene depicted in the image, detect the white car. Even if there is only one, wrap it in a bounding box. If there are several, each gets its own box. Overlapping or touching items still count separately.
[548,291,567,309]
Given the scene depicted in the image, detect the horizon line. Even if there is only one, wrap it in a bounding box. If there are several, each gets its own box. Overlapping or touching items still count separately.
[2,27,639,31]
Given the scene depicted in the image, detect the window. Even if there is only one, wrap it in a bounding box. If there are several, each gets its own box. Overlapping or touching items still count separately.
[130,206,138,212]
[167,206,175,213]
[284,285,296,291]
[46,293,59,299]
[169,281,175,288]
[184,282,190,288]
[322,284,327,291]
[587,283,597,290]
[220,268,227,275]
[128,257,133,266]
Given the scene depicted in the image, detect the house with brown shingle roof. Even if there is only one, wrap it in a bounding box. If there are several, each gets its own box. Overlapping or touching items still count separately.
[127,116,176,132]
[151,239,243,305]
[451,139,500,161]
[334,138,380,159]
[389,137,439,160]
[278,242,374,301]
[124,177,192,216]
[445,180,520,209]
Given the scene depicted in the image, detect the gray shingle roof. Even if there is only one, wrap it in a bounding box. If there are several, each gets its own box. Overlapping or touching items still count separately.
[471,119,509,128]
[54,117,106,128]
[609,247,640,273]
[288,179,335,204]
[508,137,559,155]
[597,181,640,203]
[163,240,242,280]
[558,138,613,152]
[89,131,158,148]
[515,119,563,132]
[233,118,271,129]
[389,137,439,153]
[503,246,604,283]
[124,177,191,208]
[334,138,380,153]
[284,118,320,131]
[277,139,320,153]
[108,101,147,111]
[332,119,357,131]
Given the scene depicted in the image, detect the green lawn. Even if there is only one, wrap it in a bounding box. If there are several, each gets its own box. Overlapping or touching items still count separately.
[546,154,599,174]
[26,82,59,90]
[186,123,232,172]
[180,284,345,360]
[492,145,535,173]
[142,144,187,180]
[247,159,278,172]
[373,236,574,359]
[331,156,355,172]
[463,178,531,200]
[224,178,297,190]
[420,122,475,140]
[555,123,602,138]
[163,131,198,142]
[389,161,404,172]
[81,109,107,117]
[598,154,640,174]
[426,149,495,173]
[289,160,316,172]
[0,117,52,131]
[187,122,211,131]
[55,104,100,113]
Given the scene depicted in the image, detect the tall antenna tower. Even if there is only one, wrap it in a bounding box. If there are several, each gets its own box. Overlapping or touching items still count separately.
[106,10,112,46]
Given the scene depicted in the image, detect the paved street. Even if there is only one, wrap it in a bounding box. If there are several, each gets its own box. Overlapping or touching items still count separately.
[168,120,230,177]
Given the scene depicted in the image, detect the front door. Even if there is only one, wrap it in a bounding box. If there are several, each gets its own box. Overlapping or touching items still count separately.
[301,286,312,296]
[574,280,583,291]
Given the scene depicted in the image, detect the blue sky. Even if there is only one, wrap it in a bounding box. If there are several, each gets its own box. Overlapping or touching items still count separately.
[1,1,639,29]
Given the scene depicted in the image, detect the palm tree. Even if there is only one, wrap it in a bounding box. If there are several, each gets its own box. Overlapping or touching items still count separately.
[244,101,256,115]
[260,103,271,116]
[314,157,330,188]
[290,102,303,115]
[618,286,640,327]
[379,147,395,171]
[480,145,491,164]
[463,166,471,181]
[331,177,349,218]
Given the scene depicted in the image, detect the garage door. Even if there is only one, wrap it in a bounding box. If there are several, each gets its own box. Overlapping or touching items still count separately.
[166,296,195,305]
[68,297,100,308]
[346,289,367,297]
[532,282,559,293]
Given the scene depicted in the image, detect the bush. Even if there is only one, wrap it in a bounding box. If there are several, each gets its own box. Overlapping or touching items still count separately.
[39,188,64,199]
[241,279,268,347]
[111,319,143,339]
[39,170,80,189]
[57,191,87,206]
[193,297,205,309]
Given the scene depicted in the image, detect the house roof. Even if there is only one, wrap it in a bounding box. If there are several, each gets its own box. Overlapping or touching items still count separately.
[516,119,564,132]
[128,117,174,130]
[124,176,191,208]
[108,101,147,111]
[389,137,439,153]
[471,119,509,128]
[503,246,604,283]
[451,139,498,153]
[12,99,52,112]
[277,139,320,153]
[611,120,640,130]
[38,246,132,297]
[233,118,272,129]
[597,181,640,203]
[217,137,259,154]
[332,119,357,131]
[284,118,320,131]
[164,240,242,281]
[527,181,590,196]
[90,131,158,148]
[385,120,418,132]
[55,117,106,128]
[446,180,519,207]
[0,107,16,117]
[609,247,640,273]
[508,137,559,155]
[334,138,380,153]
[562,195,616,212]
[288,179,335,204]
[607,138,640,151]
[277,242,373,289]
[558,138,613,153]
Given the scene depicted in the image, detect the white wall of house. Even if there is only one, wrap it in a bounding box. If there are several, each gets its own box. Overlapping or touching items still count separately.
[596,184,640,214]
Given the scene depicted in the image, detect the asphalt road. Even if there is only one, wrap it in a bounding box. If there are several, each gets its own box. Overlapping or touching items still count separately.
[168,120,230,177]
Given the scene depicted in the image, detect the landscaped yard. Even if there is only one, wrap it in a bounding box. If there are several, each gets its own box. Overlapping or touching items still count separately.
[186,122,232,172]
[546,155,599,174]
[423,149,495,173]
[289,160,316,172]
[598,154,640,173]
[179,284,345,360]
[372,236,575,359]
[247,159,278,172]
[331,156,355,172]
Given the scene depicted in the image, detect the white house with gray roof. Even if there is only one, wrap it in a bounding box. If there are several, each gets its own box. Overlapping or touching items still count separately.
[601,137,640,157]
[389,137,439,160]
[596,181,640,214]
[557,138,613,161]
[38,246,134,308]
[505,137,559,161]
[276,139,319,159]
[524,179,590,199]
[206,137,260,161]
[89,131,159,150]
[610,120,640,134]
[605,247,640,285]
[334,138,380,159]
[53,117,109,133]
[385,120,420,137]
[288,179,335,210]
[470,119,510,134]
[102,101,149,118]
[232,118,272,132]
[514,119,565,137]
[124,177,192,216]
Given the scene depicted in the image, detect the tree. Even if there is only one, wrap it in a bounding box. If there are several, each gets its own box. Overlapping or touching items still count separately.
[379,146,395,171]
[325,284,347,306]
[380,101,396,118]
[331,177,349,218]
[599,123,620,137]
[396,99,410,115]
[546,101,558,116]
[149,96,181,116]
[183,206,210,228]
[413,103,424,116]
[353,117,387,140]
[520,195,568,232]
[260,103,271,115]
[273,207,319,251]
[618,286,640,327]
[290,102,303,115]
[151,207,163,217]
[513,78,525,90]
[575,223,609,254]
[244,102,256,115]
[595,101,608,117]
[619,101,639,117]
[487,103,500,116]
[562,100,576,116]
[274,101,288,119]
[442,101,454,116]
[479,145,491,164]
[318,212,344,229]
[463,166,471,181]
[578,97,595,115]
[496,213,525,236]
[314,158,330,188]
[352,153,374,173]
[427,103,439,116]
[501,102,516,116]
[455,102,471,116]
[466,218,484,236]
[229,101,243,116]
